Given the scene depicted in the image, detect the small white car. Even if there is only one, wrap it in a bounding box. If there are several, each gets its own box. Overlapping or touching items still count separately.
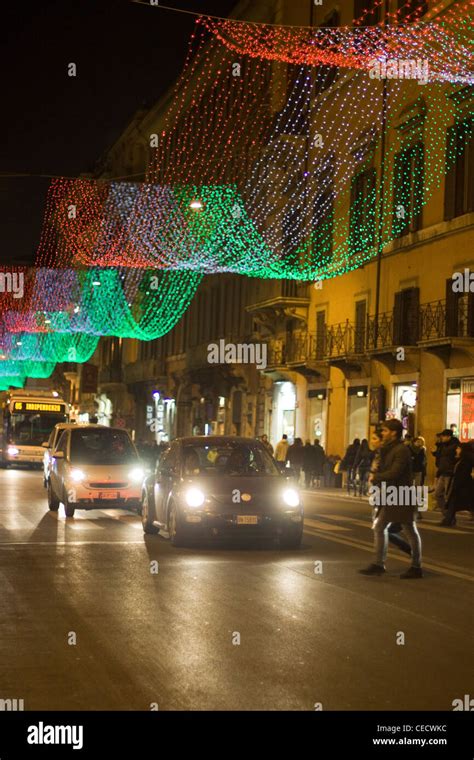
[48,425,144,517]
[42,422,78,488]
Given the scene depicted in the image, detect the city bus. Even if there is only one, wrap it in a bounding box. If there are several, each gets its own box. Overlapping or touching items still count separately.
[0,390,69,467]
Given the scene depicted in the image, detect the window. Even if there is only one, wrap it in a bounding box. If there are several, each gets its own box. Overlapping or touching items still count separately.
[397,0,428,22]
[393,287,420,344]
[393,142,424,237]
[354,300,367,353]
[349,168,377,254]
[444,117,474,220]
[312,155,335,266]
[354,0,380,25]
[445,277,474,337]
[315,309,326,359]
[314,10,340,95]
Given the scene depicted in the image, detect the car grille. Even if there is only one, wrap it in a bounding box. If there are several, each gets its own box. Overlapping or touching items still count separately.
[88,482,128,489]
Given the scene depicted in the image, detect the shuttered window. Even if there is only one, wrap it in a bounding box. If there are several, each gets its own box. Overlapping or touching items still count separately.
[392,287,420,345]
[444,117,474,220]
[392,142,424,237]
[349,168,377,255]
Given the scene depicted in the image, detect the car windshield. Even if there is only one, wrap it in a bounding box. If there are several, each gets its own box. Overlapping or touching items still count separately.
[181,442,280,477]
[70,429,138,465]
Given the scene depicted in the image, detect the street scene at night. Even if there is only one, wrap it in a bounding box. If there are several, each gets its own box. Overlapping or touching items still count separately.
[0,0,473,754]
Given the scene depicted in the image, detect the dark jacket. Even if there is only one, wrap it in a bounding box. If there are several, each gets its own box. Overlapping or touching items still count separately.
[371,439,415,521]
[446,457,474,512]
[286,444,304,467]
[340,443,359,472]
[436,439,459,476]
[411,446,427,475]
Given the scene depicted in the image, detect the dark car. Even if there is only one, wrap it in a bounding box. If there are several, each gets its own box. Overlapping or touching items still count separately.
[141,436,303,548]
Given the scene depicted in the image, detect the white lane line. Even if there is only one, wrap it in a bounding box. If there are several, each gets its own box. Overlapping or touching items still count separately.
[303,526,474,582]
[304,518,351,532]
[309,512,471,535]
[0,540,145,546]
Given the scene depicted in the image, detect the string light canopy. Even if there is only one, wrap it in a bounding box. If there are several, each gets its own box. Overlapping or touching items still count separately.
[1,0,472,390]
[198,2,472,85]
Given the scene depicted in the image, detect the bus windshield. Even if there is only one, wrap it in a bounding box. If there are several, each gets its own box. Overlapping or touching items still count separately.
[9,412,68,446]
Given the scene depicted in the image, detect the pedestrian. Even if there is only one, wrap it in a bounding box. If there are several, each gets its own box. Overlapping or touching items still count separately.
[340,438,360,493]
[360,419,423,578]
[434,429,459,514]
[275,434,289,463]
[302,440,314,488]
[411,436,427,487]
[353,438,372,496]
[260,434,274,456]
[312,438,326,488]
[440,442,474,526]
[369,428,412,558]
[286,437,304,483]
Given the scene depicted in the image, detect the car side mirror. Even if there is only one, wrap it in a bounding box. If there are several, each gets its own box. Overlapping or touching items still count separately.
[53,451,64,459]
[41,442,49,448]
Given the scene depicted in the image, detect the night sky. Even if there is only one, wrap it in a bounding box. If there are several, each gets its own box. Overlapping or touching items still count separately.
[0,0,237,265]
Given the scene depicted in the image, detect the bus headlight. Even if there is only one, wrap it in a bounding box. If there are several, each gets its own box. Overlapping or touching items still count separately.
[7,446,19,456]
[282,488,300,508]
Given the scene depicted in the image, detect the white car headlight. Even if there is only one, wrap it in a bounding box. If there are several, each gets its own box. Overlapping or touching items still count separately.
[185,487,205,508]
[70,469,85,483]
[7,446,19,456]
[129,467,145,483]
[282,488,300,508]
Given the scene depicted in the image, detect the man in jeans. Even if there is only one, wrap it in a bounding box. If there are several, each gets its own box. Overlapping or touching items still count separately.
[359,419,423,579]
[434,429,459,514]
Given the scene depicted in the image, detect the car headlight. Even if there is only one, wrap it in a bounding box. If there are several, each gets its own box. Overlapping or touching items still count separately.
[185,487,205,508]
[129,467,145,483]
[70,469,85,483]
[282,488,300,508]
[7,446,19,456]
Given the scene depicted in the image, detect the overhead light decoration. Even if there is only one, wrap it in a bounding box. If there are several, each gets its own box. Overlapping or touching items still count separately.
[0,0,471,392]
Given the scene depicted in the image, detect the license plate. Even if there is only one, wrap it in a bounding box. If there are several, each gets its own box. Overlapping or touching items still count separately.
[98,492,119,500]
[237,515,258,525]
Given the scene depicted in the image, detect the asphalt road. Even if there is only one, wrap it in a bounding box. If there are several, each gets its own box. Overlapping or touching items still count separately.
[0,468,472,711]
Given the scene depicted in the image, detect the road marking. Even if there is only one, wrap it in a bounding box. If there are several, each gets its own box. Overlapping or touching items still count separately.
[0,540,145,546]
[303,526,474,582]
[304,517,351,532]
[308,512,471,535]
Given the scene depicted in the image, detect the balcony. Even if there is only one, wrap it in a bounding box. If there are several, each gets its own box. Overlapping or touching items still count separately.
[123,358,165,385]
[99,365,123,384]
[261,298,474,375]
